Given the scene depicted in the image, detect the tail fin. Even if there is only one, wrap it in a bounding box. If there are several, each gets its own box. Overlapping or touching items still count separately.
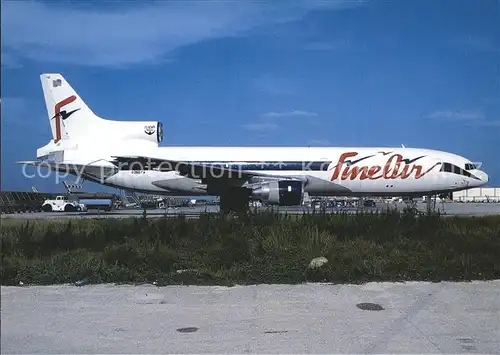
[40,73,100,143]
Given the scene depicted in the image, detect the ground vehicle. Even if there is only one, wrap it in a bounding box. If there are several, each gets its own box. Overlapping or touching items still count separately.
[41,195,83,212]
[78,198,113,211]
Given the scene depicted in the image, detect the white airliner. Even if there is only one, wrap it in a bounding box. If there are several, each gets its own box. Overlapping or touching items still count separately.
[18,73,489,212]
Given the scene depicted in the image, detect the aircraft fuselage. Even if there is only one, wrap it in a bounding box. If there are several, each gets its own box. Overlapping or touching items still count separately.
[97,145,488,197]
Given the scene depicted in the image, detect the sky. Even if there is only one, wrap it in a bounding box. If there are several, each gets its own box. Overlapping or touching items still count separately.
[1,0,499,193]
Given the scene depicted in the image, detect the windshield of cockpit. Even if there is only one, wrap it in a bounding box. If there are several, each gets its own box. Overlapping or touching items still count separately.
[465,163,481,170]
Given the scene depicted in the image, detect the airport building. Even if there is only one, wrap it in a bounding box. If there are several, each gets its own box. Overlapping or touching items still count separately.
[452,187,500,203]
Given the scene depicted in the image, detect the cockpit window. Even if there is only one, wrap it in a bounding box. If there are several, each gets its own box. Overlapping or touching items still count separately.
[440,163,472,177]
[465,163,476,170]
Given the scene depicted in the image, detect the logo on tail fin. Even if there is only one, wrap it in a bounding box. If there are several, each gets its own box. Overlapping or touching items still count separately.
[54,108,80,121]
[51,95,78,143]
[144,125,156,135]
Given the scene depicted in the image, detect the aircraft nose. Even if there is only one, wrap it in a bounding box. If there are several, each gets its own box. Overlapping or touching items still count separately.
[475,170,489,185]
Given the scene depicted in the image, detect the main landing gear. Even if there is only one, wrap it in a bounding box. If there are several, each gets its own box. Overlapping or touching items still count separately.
[219,188,250,214]
[402,196,418,212]
[425,195,442,213]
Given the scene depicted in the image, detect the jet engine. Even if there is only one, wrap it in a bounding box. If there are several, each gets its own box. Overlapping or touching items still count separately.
[251,180,303,206]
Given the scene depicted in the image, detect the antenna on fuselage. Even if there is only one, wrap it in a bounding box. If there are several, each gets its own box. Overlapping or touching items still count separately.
[401,144,406,148]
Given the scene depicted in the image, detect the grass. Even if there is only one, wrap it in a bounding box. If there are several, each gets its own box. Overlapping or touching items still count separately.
[1,209,499,286]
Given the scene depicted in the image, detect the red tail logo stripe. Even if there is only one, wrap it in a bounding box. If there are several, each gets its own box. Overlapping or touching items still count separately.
[52,95,76,143]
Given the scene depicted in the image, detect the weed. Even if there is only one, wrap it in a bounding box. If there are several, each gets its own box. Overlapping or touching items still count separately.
[1,211,499,285]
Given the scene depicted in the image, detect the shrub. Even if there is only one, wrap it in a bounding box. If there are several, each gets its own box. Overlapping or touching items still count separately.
[1,210,499,286]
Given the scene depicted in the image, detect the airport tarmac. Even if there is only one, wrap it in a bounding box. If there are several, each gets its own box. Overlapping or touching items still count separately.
[2,281,499,353]
[1,202,500,220]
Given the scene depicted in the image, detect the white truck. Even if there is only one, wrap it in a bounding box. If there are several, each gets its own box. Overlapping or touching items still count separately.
[41,195,86,212]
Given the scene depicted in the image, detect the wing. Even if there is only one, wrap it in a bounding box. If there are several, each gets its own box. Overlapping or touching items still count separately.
[110,155,307,183]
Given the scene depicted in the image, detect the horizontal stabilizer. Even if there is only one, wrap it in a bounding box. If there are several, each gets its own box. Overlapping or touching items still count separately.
[15,160,41,166]
[16,159,119,182]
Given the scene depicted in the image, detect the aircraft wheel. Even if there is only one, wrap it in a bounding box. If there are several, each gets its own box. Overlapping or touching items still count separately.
[42,204,52,212]
[219,188,250,214]
[64,204,76,212]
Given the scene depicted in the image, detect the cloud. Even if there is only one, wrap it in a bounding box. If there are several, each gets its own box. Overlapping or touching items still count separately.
[477,120,500,127]
[463,120,500,128]
[426,109,485,121]
[483,97,500,105]
[308,139,331,146]
[254,75,299,96]
[1,97,33,128]
[1,53,23,69]
[261,110,318,118]
[241,122,280,131]
[454,119,500,128]
[1,97,27,114]
[1,97,49,135]
[452,35,500,54]
[2,97,33,126]
[303,40,353,52]
[1,0,365,68]
[426,109,500,128]
[242,109,318,132]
